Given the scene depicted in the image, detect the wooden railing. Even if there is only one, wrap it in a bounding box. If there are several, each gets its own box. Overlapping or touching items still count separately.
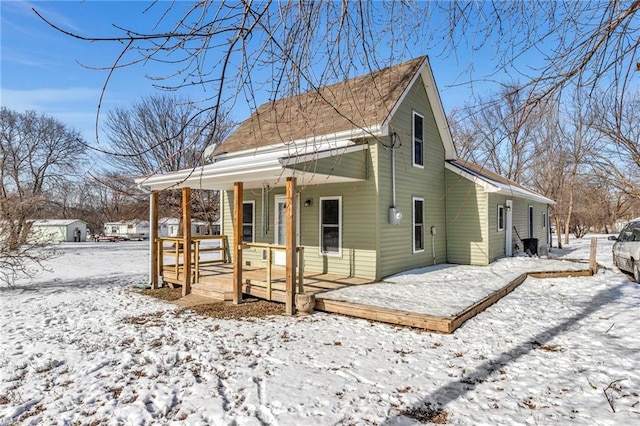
[242,243,305,301]
[157,235,229,286]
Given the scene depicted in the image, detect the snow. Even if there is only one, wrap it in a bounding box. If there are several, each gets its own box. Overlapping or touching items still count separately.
[1,235,639,425]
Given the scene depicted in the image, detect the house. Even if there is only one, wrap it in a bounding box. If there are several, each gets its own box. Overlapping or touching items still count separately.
[158,217,213,238]
[30,219,87,242]
[137,56,554,307]
[103,220,150,240]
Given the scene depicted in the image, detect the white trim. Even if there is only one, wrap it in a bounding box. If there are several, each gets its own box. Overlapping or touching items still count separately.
[382,56,457,160]
[412,196,425,253]
[542,211,547,229]
[319,196,342,257]
[506,200,513,257]
[497,205,505,231]
[136,139,367,191]
[445,161,556,205]
[242,200,255,243]
[205,126,383,160]
[412,111,425,168]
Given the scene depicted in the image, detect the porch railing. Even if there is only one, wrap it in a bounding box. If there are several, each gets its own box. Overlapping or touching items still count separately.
[243,243,305,301]
[157,235,230,286]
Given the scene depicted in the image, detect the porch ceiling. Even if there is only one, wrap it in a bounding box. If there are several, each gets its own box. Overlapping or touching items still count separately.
[137,141,368,191]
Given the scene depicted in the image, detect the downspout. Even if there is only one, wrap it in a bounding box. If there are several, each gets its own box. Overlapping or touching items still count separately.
[391,133,397,208]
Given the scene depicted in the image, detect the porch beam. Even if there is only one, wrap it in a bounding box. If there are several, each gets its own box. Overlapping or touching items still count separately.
[285,177,297,315]
[149,191,159,289]
[232,182,243,304]
[182,187,192,296]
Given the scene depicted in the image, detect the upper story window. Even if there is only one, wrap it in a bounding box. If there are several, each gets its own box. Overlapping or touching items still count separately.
[413,111,424,167]
[242,201,255,243]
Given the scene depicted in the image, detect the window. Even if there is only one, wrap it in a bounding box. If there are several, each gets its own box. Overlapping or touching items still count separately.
[413,197,424,252]
[242,201,255,243]
[542,212,547,229]
[528,205,534,238]
[497,205,505,231]
[413,112,424,167]
[320,197,341,255]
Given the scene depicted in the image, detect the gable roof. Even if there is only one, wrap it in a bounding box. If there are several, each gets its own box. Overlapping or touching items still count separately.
[446,159,555,205]
[210,56,456,159]
[31,219,86,227]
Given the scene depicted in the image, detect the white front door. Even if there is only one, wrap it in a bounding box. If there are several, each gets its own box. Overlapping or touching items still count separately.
[274,194,300,266]
[506,200,513,257]
[274,196,287,265]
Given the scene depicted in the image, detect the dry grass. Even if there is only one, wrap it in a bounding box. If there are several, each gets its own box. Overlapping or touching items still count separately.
[140,287,183,301]
[189,298,285,319]
[400,404,449,424]
[140,285,285,319]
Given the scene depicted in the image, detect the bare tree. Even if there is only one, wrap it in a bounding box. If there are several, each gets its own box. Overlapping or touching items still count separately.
[33,1,640,135]
[0,108,86,286]
[590,89,640,201]
[104,94,232,176]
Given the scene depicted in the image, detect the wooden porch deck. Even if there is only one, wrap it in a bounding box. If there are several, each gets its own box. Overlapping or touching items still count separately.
[162,263,375,303]
[164,263,593,334]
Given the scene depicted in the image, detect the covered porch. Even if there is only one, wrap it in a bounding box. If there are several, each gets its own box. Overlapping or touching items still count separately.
[139,139,370,314]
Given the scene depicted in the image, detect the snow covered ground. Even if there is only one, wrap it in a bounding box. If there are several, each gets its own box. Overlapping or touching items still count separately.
[1,235,639,425]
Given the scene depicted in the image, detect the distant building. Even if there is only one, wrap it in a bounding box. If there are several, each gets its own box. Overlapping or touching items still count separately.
[158,217,216,237]
[103,220,150,240]
[31,219,88,242]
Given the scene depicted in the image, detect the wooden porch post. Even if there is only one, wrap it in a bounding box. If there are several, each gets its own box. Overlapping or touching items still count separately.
[182,187,192,296]
[232,182,243,304]
[285,177,297,315]
[149,191,159,289]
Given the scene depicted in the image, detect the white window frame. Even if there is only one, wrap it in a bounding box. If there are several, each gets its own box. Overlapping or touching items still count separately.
[528,205,534,238]
[242,200,255,243]
[497,205,505,231]
[412,111,424,168]
[319,196,342,257]
[413,196,425,253]
[542,212,547,229]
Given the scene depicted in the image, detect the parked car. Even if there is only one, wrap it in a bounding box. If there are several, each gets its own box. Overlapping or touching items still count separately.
[609,217,640,283]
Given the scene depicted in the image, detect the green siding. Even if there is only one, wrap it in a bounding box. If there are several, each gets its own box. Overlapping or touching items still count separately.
[284,148,368,180]
[510,199,550,254]
[445,170,489,265]
[376,77,448,279]
[221,147,378,280]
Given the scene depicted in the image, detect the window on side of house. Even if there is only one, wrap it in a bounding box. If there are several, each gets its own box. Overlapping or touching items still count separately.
[413,197,424,253]
[497,205,505,231]
[528,205,534,238]
[320,197,341,256]
[542,212,547,229]
[242,201,255,243]
[413,111,424,167]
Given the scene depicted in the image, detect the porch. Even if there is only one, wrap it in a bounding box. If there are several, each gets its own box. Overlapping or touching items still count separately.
[157,235,374,303]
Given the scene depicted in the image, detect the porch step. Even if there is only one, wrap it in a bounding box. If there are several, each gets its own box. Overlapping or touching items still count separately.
[190,282,233,301]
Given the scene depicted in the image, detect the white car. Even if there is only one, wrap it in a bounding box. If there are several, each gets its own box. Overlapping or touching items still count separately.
[609,217,640,283]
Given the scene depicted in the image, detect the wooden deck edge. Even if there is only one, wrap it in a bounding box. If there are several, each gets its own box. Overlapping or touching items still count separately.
[314,298,453,333]
[527,269,593,278]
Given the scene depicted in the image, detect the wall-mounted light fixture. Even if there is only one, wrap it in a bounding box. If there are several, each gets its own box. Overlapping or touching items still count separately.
[304,199,313,207]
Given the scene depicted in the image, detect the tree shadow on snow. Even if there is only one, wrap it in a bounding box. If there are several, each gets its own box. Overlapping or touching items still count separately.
[383,279,627,425]
[0,273,146,293]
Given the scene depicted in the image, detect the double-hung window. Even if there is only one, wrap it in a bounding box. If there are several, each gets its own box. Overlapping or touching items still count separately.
[413,197,424,253]
[497,205,505,231]
[413,112,424,167]
[320,197,341,256]
[242,201,255,243]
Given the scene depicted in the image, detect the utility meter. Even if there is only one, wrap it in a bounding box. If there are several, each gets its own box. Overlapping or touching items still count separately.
[389,207,403,225]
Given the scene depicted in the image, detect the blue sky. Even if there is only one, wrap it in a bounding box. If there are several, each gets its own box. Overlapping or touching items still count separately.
[1,1,525,145]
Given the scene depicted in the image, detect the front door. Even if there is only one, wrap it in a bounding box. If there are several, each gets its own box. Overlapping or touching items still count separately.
[274,196,287,265]
[274,194,300,266]
[505,200,513,257]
